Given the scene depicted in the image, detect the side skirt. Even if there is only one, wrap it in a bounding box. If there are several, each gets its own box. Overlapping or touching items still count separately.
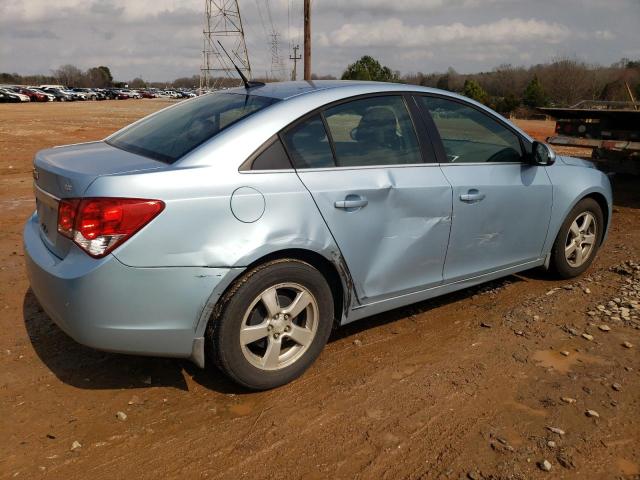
[342,258,546,324]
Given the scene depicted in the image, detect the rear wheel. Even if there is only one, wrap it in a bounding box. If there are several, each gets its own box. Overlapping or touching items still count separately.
[550,198,604,278]
[207,259,334,390]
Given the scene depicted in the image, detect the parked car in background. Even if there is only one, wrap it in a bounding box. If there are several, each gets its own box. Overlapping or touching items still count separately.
[28,87,56,101]
[24,81,612,390]
[119,89,141,99]
[11,87,48,102]
[42,87,74,102]
[139,90,156,99]
[63,89,86,100]
[0,88,30,102]
[73,88,97,100]
[114,90,131,100]
[0,90,21,102]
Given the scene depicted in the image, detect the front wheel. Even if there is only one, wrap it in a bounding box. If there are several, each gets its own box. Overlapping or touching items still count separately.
[550,198,604,278]
[207,259,334,390]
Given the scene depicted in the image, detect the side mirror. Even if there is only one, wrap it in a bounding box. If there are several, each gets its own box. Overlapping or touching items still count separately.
[531,141,556,166]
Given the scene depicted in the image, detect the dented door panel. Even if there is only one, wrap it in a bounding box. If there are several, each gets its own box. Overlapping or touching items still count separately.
[296,165,452,303]
[440,163,552,281]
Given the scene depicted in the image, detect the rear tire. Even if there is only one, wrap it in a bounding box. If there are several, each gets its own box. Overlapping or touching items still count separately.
[207,259,334,390]
[550,198,604,279]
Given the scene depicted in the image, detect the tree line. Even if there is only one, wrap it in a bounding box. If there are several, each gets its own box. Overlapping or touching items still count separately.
[342,56,640,115]
[3,56,639,115]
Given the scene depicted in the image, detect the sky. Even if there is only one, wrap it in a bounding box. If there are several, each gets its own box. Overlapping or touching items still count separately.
[1,0,639,82]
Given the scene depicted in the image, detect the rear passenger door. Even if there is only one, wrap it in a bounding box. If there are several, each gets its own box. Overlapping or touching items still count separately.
[282,94,453,304]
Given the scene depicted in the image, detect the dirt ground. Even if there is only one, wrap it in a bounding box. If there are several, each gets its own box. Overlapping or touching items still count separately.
[1,100,639,480]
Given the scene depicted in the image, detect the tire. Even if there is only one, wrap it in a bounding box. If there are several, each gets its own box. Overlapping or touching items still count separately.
[550,198,604,279]
[207,259,334,390]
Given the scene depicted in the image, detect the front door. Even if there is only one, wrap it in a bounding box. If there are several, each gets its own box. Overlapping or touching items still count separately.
[416,95,552,281]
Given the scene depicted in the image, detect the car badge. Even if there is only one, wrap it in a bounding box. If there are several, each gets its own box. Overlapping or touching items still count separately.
[64,182,73,192]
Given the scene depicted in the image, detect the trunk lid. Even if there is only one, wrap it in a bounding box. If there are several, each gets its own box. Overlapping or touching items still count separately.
[33,141,166,258]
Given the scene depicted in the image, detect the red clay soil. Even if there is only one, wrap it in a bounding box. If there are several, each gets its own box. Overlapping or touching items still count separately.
[1,101,638,479]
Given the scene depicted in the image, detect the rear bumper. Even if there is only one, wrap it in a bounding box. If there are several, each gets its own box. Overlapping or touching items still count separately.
[23,213,234,360]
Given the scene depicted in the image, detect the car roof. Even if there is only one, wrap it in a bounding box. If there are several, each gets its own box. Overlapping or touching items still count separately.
[224,80,443,101]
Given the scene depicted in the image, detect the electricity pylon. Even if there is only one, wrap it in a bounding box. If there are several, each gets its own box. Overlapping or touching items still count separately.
[270,32,286,81]
[200,0,252,91]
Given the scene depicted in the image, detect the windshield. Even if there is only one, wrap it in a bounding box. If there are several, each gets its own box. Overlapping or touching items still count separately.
[106,92,278,163]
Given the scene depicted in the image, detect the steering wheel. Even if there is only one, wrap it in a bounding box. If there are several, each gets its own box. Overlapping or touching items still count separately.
[486,147,520,163]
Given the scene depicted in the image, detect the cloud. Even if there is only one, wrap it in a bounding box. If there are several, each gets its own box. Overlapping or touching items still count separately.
[318,18,572,49]
[594,30,614,40]
[0,0,637,81]
[12,28,60,40]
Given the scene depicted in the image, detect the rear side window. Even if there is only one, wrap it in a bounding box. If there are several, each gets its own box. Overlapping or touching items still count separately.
[282,115,335,169]
[248,138,292,170]
[106,92,278,163]
[324,96,422,167]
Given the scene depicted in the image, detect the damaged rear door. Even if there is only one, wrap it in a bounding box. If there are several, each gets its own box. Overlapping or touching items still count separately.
[282,94,452,304]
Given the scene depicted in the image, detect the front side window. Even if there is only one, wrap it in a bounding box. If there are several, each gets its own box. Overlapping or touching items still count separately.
[324,96,422,167]
[419,96,523,163]
[107,92,278,163]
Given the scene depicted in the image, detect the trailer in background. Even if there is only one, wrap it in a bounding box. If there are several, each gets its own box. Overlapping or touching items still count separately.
[540,100,640,175]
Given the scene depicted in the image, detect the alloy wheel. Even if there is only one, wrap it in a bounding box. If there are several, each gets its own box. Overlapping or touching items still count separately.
[564,211,597,267]
[239,283,318,371]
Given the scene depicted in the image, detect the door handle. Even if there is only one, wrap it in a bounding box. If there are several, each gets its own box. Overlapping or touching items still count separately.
[459,190,485,203]
[334,196,368,209]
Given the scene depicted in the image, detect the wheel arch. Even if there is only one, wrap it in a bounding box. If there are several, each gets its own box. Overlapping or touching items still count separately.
[581,192,610,245]
[544,181,612,259]
[241,248,350,329]
[197,247,352,338]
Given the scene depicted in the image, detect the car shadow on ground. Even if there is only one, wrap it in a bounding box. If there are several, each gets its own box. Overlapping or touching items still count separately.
[23,288,239,394]
[24,273,532,394]
[611,174,640,209]
[328,274,526,342]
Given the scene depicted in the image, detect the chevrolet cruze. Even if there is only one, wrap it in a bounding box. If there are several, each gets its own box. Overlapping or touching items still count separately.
[24,81,612,390]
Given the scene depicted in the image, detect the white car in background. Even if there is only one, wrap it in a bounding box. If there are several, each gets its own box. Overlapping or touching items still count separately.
[120,89,142,99]
[0,88,30,102]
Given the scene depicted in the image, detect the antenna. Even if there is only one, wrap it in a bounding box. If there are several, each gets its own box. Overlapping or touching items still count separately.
[217,41,265,89]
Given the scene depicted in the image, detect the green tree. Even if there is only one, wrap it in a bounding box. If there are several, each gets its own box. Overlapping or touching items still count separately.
[493,94,521,115]
[97,66,113,83]
[341,56,398,82]
[86,66,113,87]
[436,74,450,91]
[462,79,487,103]
[129,77,147,88]
[523,75,548,108]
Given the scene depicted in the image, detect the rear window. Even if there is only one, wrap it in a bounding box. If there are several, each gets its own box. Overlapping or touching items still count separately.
[106,92,279,163]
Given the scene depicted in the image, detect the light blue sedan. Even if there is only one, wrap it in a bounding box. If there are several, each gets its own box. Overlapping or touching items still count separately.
[24,81,612,389]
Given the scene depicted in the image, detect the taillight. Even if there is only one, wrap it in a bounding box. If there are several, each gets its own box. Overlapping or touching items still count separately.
[57,198,164,258]
[57,198,80,237]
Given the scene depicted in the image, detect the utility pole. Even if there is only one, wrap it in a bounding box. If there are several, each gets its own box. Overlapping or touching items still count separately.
[303,0,311,81]
[289,44,301,81]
